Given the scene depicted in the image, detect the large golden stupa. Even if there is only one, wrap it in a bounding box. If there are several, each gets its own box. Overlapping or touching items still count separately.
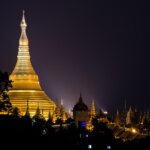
[8,11,56,118]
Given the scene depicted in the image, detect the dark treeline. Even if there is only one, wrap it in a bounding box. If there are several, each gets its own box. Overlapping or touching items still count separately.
[0,115,149,150]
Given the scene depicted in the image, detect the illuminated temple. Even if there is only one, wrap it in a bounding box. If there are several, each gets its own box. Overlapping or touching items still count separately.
[8,11,56,118]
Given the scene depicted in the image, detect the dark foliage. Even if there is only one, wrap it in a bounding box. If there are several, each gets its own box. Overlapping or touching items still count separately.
[0,114,149,150]
[0,71,12,112]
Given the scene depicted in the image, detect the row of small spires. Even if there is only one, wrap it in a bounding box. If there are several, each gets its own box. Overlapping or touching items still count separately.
[6,95,98,122]
[22,100,68,123]
[114,104,150,126]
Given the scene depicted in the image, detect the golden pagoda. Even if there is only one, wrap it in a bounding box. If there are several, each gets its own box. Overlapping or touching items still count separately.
[8,11,56,118]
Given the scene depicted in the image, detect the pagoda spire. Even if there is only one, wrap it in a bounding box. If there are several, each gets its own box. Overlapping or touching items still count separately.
[61,99,64,106]
[90,99,96,117]
[36,103,40,116]
[25,98,30,117]
[79,92,83,103]
[19,10,28,46]
[80,92,82,98]
[18,11,28,49]
[114,109,120,125]
[10,11,41,88]
[126,106,133,125]
[21,10,27,28]
[62,110,67,123]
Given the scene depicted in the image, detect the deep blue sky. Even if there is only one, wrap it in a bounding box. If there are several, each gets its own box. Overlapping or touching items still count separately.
[0,0,149,115]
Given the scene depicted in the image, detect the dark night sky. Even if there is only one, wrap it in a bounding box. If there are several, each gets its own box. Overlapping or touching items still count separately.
[0,0,150,115]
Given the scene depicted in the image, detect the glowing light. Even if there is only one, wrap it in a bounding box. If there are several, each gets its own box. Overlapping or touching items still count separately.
[103,111,108,115]
[88,144,92,149]
[107,145,111,149]
[131,128,137,134]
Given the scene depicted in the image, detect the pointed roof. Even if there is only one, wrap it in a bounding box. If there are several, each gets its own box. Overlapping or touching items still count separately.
[73,94,88,111]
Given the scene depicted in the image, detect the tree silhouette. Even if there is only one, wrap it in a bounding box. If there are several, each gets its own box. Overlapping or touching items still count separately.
[0,71,13,113]
[12,107,20,118]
